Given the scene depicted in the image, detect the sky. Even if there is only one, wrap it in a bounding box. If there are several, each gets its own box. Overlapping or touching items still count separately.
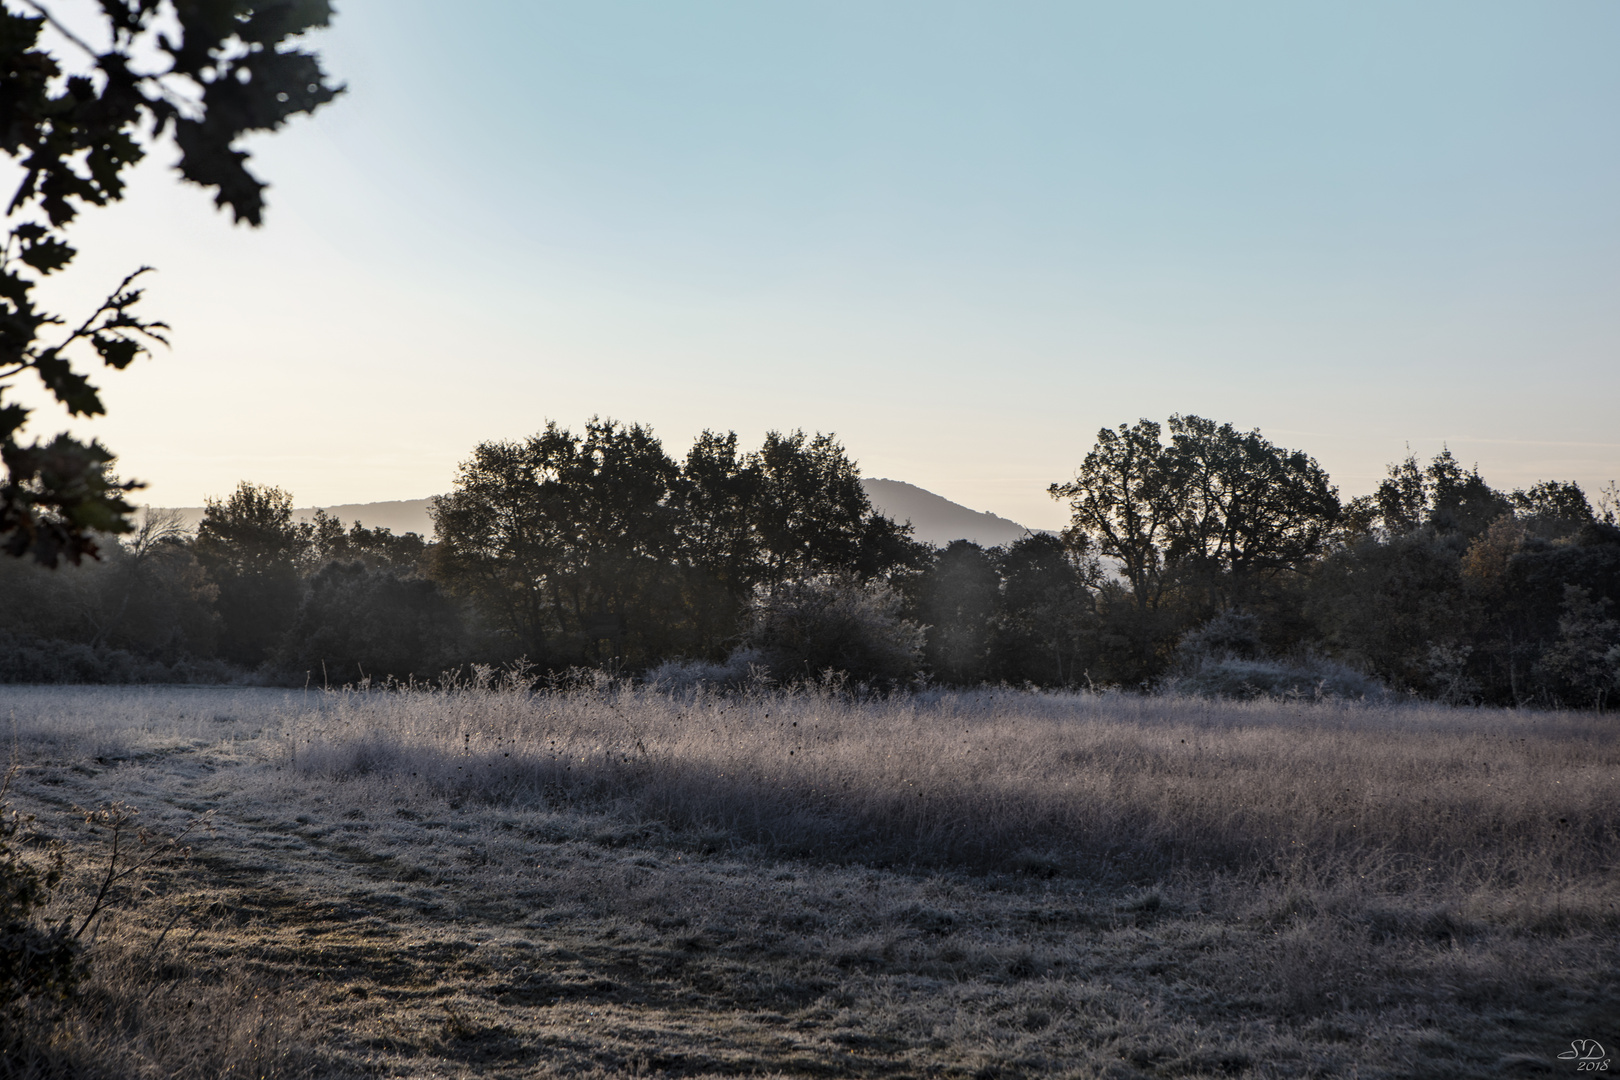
[14,0,1620,531]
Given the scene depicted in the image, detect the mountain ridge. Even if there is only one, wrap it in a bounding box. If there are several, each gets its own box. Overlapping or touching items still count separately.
[149,479,1042,549]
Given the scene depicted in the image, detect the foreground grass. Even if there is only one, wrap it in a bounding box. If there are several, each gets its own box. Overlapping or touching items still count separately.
[1,682,1615,1077]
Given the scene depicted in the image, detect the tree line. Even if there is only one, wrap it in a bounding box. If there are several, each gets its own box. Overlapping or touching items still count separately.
[1,415,1616,707]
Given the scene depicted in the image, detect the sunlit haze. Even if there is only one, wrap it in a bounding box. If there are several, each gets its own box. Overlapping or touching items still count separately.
[16,0,1619,531]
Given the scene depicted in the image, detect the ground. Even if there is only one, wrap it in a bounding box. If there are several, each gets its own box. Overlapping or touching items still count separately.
[1,683,1614,1078]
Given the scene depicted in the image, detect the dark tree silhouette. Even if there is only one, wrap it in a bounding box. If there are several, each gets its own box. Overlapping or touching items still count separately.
[1049,419,1179,610]
[1374,448,1509,539]
[432,419,687,665]
[193,482,308,667]
[0,0,340,566]
[916,540,998,684]
[751,430,884,588]
[1163,414,1340,584]
[434,422,923,669]
[1051,416,1338,611]
[989,533,1100,687]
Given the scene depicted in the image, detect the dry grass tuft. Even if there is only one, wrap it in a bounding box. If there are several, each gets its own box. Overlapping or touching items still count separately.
[3,925,332,1080]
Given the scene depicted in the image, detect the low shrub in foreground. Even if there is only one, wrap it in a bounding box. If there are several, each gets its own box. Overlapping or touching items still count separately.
[0,798,77,1033]
[741,575,925,687]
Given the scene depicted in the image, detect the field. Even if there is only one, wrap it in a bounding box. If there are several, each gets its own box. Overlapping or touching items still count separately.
[1,681,1615,1078]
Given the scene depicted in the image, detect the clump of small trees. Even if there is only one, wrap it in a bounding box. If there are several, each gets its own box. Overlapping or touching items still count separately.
[429,421,927,675]
[896,415,1617,705]
[1309,454,1620,706]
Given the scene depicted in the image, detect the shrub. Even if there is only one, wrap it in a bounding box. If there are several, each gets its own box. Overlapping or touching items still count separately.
[644,648,766,691]
[741,575,924,686]
[1176,609,1265,661]
[0,631,240,686]
[1163,654,1387,701]
[1167,610,1386,700]
[0,789,77,1029]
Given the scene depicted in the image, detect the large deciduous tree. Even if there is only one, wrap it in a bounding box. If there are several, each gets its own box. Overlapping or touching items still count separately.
[1048,419,1179,609]
[1050,415,1338,610]
[1163,414,1339,587]
[0,0,340,566]
[752,430,893,587]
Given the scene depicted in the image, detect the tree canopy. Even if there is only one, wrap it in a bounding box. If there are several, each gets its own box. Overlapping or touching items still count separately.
[431,421,924,668]
[1050,415,1339,610]
[0,0,340,566]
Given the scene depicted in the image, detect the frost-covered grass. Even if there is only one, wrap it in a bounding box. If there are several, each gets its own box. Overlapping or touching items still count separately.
[288,681,1616,893]
[1,682,1614,1078]
[1,683,326,760]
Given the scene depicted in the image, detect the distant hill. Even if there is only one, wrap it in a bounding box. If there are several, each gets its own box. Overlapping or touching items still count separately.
[148,482,1038,549]
[299,499,436,535]
[861,479,1039,548]
[147,499,437,537]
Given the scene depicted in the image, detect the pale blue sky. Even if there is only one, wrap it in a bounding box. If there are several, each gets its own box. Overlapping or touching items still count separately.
[23,0,1620,528]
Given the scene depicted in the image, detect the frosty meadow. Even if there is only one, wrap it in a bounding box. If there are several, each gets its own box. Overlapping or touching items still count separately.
[1,680,1614,1077]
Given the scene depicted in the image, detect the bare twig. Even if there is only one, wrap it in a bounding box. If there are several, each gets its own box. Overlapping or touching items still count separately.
[17,0,99,60]
[73,803,209,940]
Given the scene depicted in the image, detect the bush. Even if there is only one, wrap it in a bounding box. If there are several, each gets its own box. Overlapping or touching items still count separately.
[0,793,77,1030]
[1177,609,1265,661]
[740,575,924,686]
[644,649,767,691]
[1164,654,1387,701]
[1166,610,1386,700]
[0,631,242,686]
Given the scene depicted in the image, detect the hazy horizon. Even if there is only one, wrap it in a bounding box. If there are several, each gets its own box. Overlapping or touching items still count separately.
[10,1,1618,531]
[142,476,1045,549]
